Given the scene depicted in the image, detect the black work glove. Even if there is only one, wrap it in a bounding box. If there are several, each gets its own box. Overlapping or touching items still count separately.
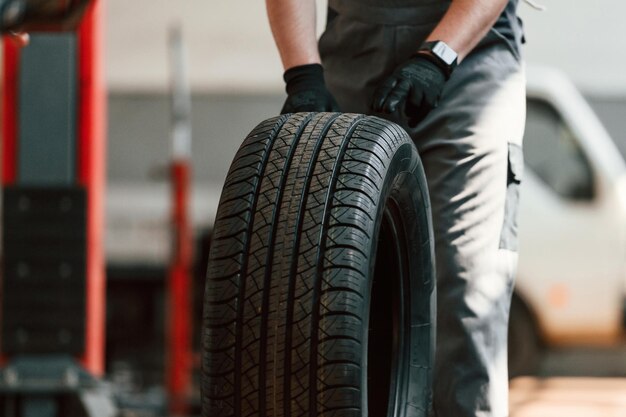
[281,63,340,114]
[371,54,447,127]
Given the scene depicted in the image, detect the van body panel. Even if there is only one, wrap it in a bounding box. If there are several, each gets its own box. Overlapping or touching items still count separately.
[516,67,626,344]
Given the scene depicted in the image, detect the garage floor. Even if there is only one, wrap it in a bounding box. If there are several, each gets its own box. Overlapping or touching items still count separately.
[510,377,626,416]
[509,346,626,416]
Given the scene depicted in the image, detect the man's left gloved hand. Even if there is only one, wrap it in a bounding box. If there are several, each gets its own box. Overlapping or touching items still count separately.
[371,54,447,127]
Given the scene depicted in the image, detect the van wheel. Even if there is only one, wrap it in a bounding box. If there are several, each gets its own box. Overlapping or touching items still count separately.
[508,294,542,378]
[202,113,436,417]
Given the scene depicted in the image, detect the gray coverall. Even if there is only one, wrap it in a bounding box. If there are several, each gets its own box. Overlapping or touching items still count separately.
[319,0,526,415]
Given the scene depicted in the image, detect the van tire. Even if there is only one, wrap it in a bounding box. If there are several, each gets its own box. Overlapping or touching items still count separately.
[508,294,542,378]
[202,113,435,417]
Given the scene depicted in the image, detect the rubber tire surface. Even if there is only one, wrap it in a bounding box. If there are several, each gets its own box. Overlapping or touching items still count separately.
[508,295,542,378]
[202,113,435,417]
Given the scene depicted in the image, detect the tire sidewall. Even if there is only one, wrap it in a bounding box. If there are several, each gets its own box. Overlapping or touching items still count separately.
[363,137,436,415]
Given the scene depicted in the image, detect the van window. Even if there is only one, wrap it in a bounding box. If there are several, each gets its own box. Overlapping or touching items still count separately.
[524,99,594,200]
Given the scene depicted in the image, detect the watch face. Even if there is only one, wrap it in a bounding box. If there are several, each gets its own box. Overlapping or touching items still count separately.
[432,41,458,67]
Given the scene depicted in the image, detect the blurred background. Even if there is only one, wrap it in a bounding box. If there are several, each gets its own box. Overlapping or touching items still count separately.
[2,0,626,416]
[106,1,626,415]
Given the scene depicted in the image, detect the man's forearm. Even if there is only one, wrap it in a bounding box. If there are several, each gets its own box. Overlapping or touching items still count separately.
[425,0,508,61]
[266,0,320,70]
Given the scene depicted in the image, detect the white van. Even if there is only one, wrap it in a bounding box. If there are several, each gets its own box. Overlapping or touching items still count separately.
[509,67,626,375]
[105,66,626,376]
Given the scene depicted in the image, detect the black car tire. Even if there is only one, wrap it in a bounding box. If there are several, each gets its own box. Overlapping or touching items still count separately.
[508,294,542,378]
[202,113,435,417]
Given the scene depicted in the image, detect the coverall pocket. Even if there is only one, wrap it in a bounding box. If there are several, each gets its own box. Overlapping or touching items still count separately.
[499,142,524,251]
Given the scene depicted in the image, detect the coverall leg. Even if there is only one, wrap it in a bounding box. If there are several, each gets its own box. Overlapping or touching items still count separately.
[320,1,526,415]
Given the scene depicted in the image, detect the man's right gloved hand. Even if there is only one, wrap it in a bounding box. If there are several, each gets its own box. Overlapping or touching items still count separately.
[281,63,340,114]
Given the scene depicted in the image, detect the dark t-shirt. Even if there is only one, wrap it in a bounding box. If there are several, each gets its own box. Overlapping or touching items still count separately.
[326,0,524,56]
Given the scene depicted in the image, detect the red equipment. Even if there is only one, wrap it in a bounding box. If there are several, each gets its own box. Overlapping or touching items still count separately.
[166,25,194,415]
[0,1,113,416]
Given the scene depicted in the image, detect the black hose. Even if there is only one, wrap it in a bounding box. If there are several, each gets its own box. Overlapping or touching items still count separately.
[0,0,26,32]
[0,0,91,33]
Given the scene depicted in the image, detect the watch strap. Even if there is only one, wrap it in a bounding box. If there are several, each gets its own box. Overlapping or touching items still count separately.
[415,40,458,79]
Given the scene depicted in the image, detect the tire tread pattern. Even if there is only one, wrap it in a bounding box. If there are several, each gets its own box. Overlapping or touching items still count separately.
[202,113,422,417]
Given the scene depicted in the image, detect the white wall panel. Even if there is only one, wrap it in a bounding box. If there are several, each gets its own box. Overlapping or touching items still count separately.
[0,1,618,94]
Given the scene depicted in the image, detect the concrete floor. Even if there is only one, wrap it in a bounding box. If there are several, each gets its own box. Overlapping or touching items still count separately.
[510,377,626,417]
[510,346,626,416]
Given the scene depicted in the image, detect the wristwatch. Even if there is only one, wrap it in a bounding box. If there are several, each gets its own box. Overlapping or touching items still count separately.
[415,40,458,79]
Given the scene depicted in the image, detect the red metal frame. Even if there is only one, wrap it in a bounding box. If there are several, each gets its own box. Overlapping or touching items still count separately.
[168,161,193,413]
[1,38,20,185]
[0,0,106,376]
[77,0,106,376]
